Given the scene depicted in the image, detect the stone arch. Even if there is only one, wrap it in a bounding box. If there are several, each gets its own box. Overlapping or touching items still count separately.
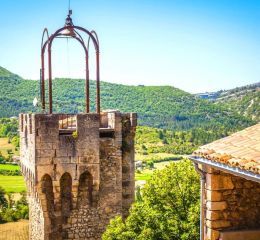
[41,174,55,223]
[41,174,60,239]
[60,172,72,223]
[77,171,93,208]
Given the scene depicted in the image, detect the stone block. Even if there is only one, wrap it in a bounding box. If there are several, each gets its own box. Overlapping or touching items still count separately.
[56,148,69,157]
[53,157,70,164]
[206,189,222,201]
[207,201,227,211]
[206,228,220,240]
[244,181,254,188]
[206,219,231,229]
[36,157,52,165]
[37,142,53,150]
[36,149,56,158]
[206,210,222,220]
[206,173,234,190]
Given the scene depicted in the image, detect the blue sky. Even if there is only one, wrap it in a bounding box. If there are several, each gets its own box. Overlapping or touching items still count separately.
[0,0,259,93]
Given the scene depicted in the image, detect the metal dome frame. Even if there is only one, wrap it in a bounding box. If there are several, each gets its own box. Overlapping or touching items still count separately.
[40,11,100,114]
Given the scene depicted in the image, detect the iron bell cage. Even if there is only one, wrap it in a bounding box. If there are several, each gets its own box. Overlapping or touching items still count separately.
[40,10,100,114]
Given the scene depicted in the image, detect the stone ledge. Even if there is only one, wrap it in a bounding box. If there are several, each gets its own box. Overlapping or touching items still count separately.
[206,219,231,229]
[207,201,227,211]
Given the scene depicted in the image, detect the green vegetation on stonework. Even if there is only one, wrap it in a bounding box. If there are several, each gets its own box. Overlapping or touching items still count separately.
[0,66,256,133]
[0,176,26,193]
[103,160,200,240]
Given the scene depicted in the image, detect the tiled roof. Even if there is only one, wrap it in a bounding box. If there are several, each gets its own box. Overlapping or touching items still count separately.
[193,123,260,174]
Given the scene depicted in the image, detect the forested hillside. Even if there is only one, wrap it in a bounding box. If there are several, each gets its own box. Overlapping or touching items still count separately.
[0,66,255,134]
[214,82,260,121]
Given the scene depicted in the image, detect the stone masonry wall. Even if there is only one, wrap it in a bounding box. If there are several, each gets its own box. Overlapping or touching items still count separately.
[121,114,136,218]
[19,111,137,240]
[28,195,45,240]
[205,167,260,240]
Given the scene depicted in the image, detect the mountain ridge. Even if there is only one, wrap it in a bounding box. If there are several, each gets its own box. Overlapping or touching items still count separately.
[196,81,260,121]
[0,66,255,134]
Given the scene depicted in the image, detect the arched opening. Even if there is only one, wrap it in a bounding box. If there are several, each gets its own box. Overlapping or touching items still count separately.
[41,174,55,223]
[60,172,72,223]
[78,171,93,208]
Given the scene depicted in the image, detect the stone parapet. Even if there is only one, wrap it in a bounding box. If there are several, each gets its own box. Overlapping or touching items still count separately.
[19,111,137,240]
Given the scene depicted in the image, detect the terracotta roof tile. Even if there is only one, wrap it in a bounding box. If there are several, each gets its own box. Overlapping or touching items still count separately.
[193,123,260,174]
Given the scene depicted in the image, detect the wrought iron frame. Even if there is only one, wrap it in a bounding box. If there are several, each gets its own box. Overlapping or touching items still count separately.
[40,12,100,114]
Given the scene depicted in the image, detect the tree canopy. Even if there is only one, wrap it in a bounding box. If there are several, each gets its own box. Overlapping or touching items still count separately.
[103,160,200,240]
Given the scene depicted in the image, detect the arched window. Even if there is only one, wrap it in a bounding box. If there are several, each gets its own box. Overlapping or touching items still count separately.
[41,174,55,221]
[78,171,93,208]
[60,172,72,223]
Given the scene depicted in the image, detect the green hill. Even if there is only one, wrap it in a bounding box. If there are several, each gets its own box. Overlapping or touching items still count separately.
[214,82,260,121]
[0,66,255,133]
[0,66,21,79]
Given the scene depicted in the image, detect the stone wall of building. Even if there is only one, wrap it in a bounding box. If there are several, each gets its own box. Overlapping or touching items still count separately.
[121,114,136,218]
[28,195,45,240]
[205,167,260,240]
[19,111,137,240]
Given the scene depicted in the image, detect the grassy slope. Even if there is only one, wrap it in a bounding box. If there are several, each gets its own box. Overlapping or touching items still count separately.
[0,164,24,193]
[0,176,25,193]
[0,164,20,171]
[135,161,173,181]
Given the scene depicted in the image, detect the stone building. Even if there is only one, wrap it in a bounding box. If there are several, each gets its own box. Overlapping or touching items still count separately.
[190,123,260,240]
[20,111,137,239]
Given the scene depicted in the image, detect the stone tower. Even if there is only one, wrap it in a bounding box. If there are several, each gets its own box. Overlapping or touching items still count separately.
[20,10,137,240]
[20,111,137,239]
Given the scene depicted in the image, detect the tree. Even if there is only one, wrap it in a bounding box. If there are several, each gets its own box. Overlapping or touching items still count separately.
[0,151,5,163]
[146,160,154,169]
[0,186,7,210]
[103,160,200,240]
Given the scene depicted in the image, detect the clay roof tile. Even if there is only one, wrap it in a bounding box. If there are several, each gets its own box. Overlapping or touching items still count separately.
[193,123,260,175]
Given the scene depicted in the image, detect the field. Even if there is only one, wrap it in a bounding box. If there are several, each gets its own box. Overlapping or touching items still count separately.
[0,176,25,193]
[135,152,182,162]
[0,163,25,193]
[135,170,153,181]
[135,161,174,181]
[0,138,18,158]
[0,220,28,240]
[0,164,20,171]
